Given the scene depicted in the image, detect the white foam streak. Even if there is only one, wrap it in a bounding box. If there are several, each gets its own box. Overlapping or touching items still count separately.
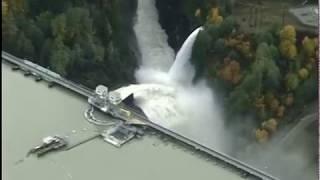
[168,27,203,85]
[133,0,174,80]
[124,0,228,151]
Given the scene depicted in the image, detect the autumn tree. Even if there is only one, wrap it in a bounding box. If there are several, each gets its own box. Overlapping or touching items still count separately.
[207,7,223,25]
[279,25,297,60]
[226,43,281,117]
[285,73,300,91]
[218,58,242,85]
[302,36,317,58]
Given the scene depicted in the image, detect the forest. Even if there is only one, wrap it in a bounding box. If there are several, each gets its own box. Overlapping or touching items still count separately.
[2,0,139,89]
[186,1,318,143]
[2,0,318,143]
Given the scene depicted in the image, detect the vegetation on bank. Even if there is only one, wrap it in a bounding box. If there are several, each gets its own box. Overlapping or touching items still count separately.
[156,0,234,51]
[2,0,138,89]
[189,5,318,143]
[2,0,318,144]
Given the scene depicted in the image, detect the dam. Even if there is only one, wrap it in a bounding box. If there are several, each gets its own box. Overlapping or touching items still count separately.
[2,0,317,180]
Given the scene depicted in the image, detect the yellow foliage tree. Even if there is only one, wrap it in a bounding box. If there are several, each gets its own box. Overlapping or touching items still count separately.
[225,35,253,59]
[302,36,316,57]
[207,7,223,25]
[280,39,297,60]
[280,25,296,43]
[255,129,269,143]
[298,68,309,80]
[314,38,318,48]
[279,25,297,60]
[285,73,300,91]
[262,118,278,133]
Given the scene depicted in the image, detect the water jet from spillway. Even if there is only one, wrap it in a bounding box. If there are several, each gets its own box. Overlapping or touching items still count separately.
[168,27,203,85]
[120,0,228,151]
[133,0,174,78]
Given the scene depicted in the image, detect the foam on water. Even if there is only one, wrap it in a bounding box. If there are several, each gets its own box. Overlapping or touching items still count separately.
[117,0,228,151]
[133,0,175,77]
[125,1,317,179]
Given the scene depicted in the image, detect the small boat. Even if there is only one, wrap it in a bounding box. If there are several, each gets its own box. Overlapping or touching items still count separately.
[27,136,67,157]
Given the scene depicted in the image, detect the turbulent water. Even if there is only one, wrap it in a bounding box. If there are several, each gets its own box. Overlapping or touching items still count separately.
[133,0,174,74]
[120,1,316,179]
[168,27,203,85]
[120,0,228,151]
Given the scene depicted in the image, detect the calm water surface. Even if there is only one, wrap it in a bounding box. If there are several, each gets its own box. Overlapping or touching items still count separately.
[2,63,246,180]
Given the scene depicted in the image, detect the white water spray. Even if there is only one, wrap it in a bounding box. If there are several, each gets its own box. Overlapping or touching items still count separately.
[128,1,317,179]
[168,27,203,85]
[117,0,228,151]
[133,0,175,79]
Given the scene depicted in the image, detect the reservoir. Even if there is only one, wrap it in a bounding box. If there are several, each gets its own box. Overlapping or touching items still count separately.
[2,62,248,180]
